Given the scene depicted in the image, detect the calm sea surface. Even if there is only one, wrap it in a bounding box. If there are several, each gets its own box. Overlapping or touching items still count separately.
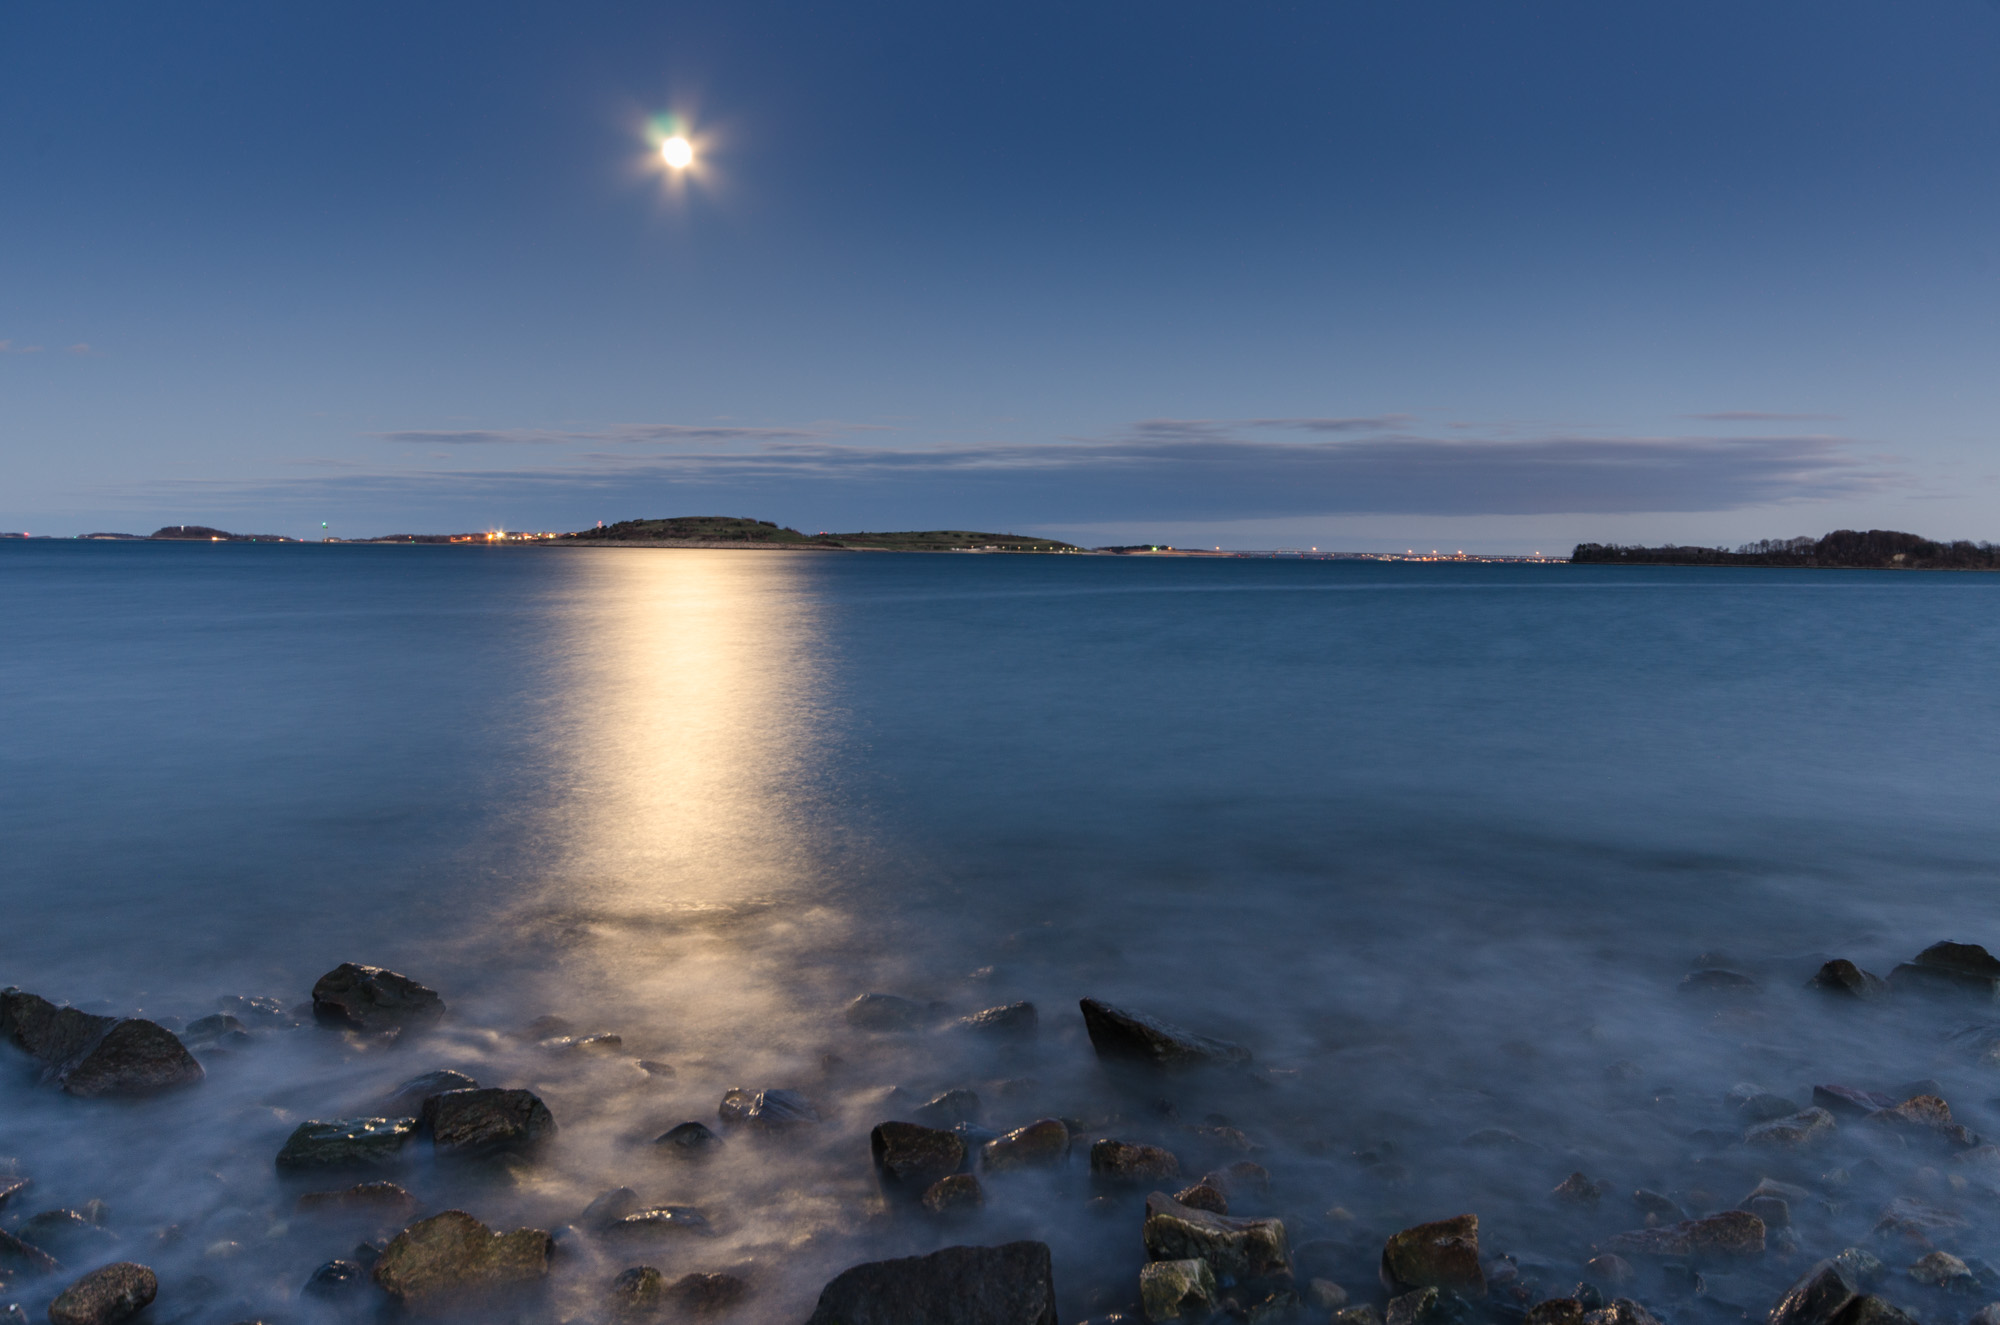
[3,542,1999,1321]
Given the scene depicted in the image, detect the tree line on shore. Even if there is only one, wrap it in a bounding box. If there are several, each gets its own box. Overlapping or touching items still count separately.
[1572,529,2000,570]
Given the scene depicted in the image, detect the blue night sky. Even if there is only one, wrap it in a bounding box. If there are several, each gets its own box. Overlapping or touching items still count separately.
[4,2,1999,550]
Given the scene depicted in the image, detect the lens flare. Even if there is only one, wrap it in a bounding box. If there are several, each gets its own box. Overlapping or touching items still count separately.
[661,136,693,169]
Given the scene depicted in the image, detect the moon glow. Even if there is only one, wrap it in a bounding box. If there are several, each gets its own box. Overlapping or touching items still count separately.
[661,136,693,169]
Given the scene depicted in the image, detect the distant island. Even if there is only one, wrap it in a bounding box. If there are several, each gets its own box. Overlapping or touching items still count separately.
[554,516,1081,553]
[1573,528,2000,571]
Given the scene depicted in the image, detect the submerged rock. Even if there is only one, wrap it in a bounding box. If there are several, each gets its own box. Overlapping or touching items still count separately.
[1809,960,1888,1000]
[47,1262,155,1325]
[16,1210,107,1261]
[1552,1173,1603,1207]
[981,1119,1070,1173]
[310,963,444,1033]
[1079,998,1251,1071]
[1832,1299,1919,1325]
[1873,1196,1963,1240]
[1867,1095,1978,1147]
[1091,1139,1180,1186]
[295,1181,417,1217]
[1601,1211,1765,1260]
[0,1228,60,1277]
[656,1121,724,1157]
[1677,969,1759,998]
[1307,1280,1350,1311]
[379,1069,478,1117]
[717,1087,819,1129]
[1893,941,2000,998]
[610,1265,666,1315]
[802,1241,1056,1325]
[1381,1214,1483,1298]
[667,1272,750,1314]
[1745,1107,1836,1149]
[923,1174,985,1217]
[1770,1259,1859,1325]
[913,1089,983,1128]
[371,1210,552,1306]
[1143,1190,1290,1280]
[605,1207,716,1238]
[1523,1299,1583,1325]
[422,1087,556,1155]
[1909,1250,1977,1290]
[581,1188,644,1230]
[872,1122,967,1194]
[1813,1084,1896,1117]
[302,1259,366,1300]
[1582,1301,1662,1325]
[1737,1092,1804,1122]
[1141,1258,1216,1323]
[955,1003,1039,1037]
[846,994,929,1031]
[276,1117,417,1170]
[0,991,202,1097]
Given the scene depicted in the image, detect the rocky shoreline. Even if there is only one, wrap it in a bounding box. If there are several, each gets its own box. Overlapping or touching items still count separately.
[6,942,2000,1325]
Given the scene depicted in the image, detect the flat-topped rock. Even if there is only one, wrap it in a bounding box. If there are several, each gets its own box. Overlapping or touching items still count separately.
[277,1117,417,1170]
[604,1207,716,1238]
[422,1088,555,1156]
[1144,1190,1290,1280]
[379,1069,478,1117]
[1079,998,1250,1071]
[295,1180,418,1216]
[47,1261,155,1325]
[311,964,444,1033]
[803,1242,1056,1325]
[1381,1214,1483,1297]
[1601,1210,1765,1261]
[1142,1258,1217,1323]
[1091,1139,1180,1186]
[955,1003,1038,1036]
[371,1210,552,1307]
[871,1122,966,1194]
[981,1119,1070,1173]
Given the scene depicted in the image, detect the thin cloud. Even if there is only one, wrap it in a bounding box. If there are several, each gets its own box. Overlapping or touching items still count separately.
[375,423,821,445]
[1126,415,1412,440]
[0,340,44,354]
[1684,411,1842,422]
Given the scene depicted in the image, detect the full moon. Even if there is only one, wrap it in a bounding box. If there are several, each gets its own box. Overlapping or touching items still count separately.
[661,136,693,169]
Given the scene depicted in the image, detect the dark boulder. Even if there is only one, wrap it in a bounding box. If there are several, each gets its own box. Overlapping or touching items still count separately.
[1813,1084,1895,1117]
[1079,998,1250,1071]
[610,1265,666,1315]
[717,1087,819,1129]
[656,1121,724,1157]
[981,1119,1070,1173]
[276,1117,417,1170]
[1381,1215,1483,1298]
[604,1207,716,1238]
[1809,961,1887,1000]
[845,994,929,1031]
[1745,1108,1836,1149]
[422,1088,556,1156]
[1524,1300,1584,1325]
[294,1181,417,1217]
[1552,1173,1602,1207]
[1141,1259,1217,1323]
[1830,1299,1918,1325]
[913,1089,983,1128]
[955,1003,1039,1036]
[371,1210,552,1307]
[1144,1191,1290,1280]
[581,1188,644,1230]
[872,1122,967,1194]
[15,1210,108,1260]
[1173,1183,1228,1214]
[1677,969,1759,998]
[1889,943,2000,999]
[0,990,202,1096]
[379,1069,478,1117]
[1600,1211,1765,1260]
[302,1259,366,1300]
[802,1241,1057,1325]
[922,1174,985,1217]
[1770,1260,1858,1325]
[1090,1139,1180,1186]
[47,1262,154,1325]
[667,1272,749,1314]
[1866,1095,1978,1147]
[310,964,444,1033]
[0,1228,60,1277]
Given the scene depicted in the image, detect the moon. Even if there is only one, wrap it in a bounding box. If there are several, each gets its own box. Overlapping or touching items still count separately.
[661,136,693,169]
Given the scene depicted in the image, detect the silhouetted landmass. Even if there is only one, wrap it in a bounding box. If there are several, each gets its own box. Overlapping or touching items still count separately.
[81,532,144,540]
[149,525,298,543]
[560,516,1077,552]
[1573,529,2000,570]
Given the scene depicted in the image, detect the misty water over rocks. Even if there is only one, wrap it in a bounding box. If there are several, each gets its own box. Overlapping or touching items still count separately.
[5,543,2000,1325]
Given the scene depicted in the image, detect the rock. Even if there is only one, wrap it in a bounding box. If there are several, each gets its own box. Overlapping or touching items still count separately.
[1738,1092,1803,1122]
[422,1087,556,1155]
[275,1117,417,1170]
[1867,1095,1978,1147]
[913,1089,983,1128]
[1079,998,1251,1071]
[1810,960,1888,999]
[981,1119,1070,1173]
[1204,1161,1270,1198]
[872,1122,968,1194]
[1173,1183,1228,1214]
[1814,1084,1896,1116]
[185,1014,246,1042]
[1833,1249,1884,1286]
[667,1272,750,1314]
[379,1069,478,1117]
[1678,969,1758,997]
[1335,1309,1384,1325]
[0,992,203,1097]
[1,1306,22,1325]
[214,994,288,1025]
[717,1087,818,1129]
[1745,1107,1837,1148]
[15,1211,106,1260]
[1385,1288,1448,1325]
[0,1229,59,1277]
[1553,1173,1602,1207]
[638,1059,676,1076]
[539,1032,624,1054]
[1909,1250,1976,1290]
[1584,1255,1632,1288]
[604,1207,716,1238]
[1143,1190,1290,1280]
[1902,941,2000,993]
[1524,1300,1583,1325]
[310,963,444,1033]
[1091,1140,1180,1186]
[656,1121,724,1157]
[1582,1301,1662,1325]
[371,1210,552,1306]
[1631,1189,1683,1221]
[47,1263,155,1325]
[1872,1197,1962,1239]
[1462,1128,1531,1148]
[956,1003,1039,1036]
[611,1265,666,1315]
[1770,1260,1859,1325]
[1830,1298,1918,1325]
[1141,1259,1217,1323]
[1308,1279,1350,1311]
[922,1174,985,1217]
[1746,1196,1792,1228]
[581,1188,644,1229]
[1381,1214,1483,1298]
[1973,1306,2000,1325]
[302,1259,366,1300]
[803,1242,1056,1325]
[846,994,929,1031]
[1600,1211,1765,1260]
[295,1180,417,1216]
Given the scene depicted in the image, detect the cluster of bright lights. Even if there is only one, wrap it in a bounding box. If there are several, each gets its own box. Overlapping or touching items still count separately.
[647,113,697,174]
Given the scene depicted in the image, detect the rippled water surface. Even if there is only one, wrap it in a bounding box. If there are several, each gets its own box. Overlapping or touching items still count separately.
[4,542,2000,1324]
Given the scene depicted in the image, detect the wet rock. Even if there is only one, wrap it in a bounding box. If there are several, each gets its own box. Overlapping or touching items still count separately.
[981,1119,1070,1173]
[667,1272,750,1314]
[1584,1255,1632,1288]
[802,1240,1057,1325]
[310,963,444,1033]
[185,1014,246,1043]
[1582,1301,1662,1325]
[539,1032,624,1054]
[295,1180,418,1216]
[275,1117,417,1170]
[302,1259,366,1300]
[1746,1196,1792,1228]
[656,1121,724,1157]
[1909,1250,1977,1290]
[1678,969,1759,998]
[1814,1084,1896,1116]
[1745,1107,1836,1149]
[1381,1214,1483,1298]
[1173,1183,1227,1214]
[872,1122,968,1194]
[1335,1308,1384,1325]
[0,1229,59,1277]
[1203,1161,1269,1199]
[611,1265,666,1315]
[1770,1259,1859,1325]
[1810,960,1888,1000]
[1830,1297,1918,1325]
[922,1174,985,1217]
[1973,1306,2000,1325]
[422,1087,556,1156]
[914,1089,983,1128]
[1738,1092,1803,1122]
[1144,1191,1290,1280]
[214,994,288,1025]
[1833,1249,1884,1286]
[956,1003,1039,1037]
[1091,1140,1180,1186]
[1867,1095,1978,1147]
[1306,1279,1349,1311]
[1140,1258,1216,1323]
[16,1211,107,1260]
[1872,1196,1962,1240]
[1553,1173,1603,1207]
[47,1262,155,1325]
[846,994,929,1031]
[0,1306,22,1325]
[1524,1299,1583,1325]
[1894,942,2000,998]
[638,1059,676,1077]
[1385,1288,1454,1325]
[717,1087,819,1130]
[1079,998,1251,1071]
[379,1068,478,1117]
[1600,1211,1765,1261]
[0,992,203,1097]
[581,1188,644,1230]
[605,1207,716,1238]
[371,1209,552,1307]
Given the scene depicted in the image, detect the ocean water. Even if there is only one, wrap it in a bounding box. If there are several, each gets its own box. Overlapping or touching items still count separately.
[4,541,2000,1323]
